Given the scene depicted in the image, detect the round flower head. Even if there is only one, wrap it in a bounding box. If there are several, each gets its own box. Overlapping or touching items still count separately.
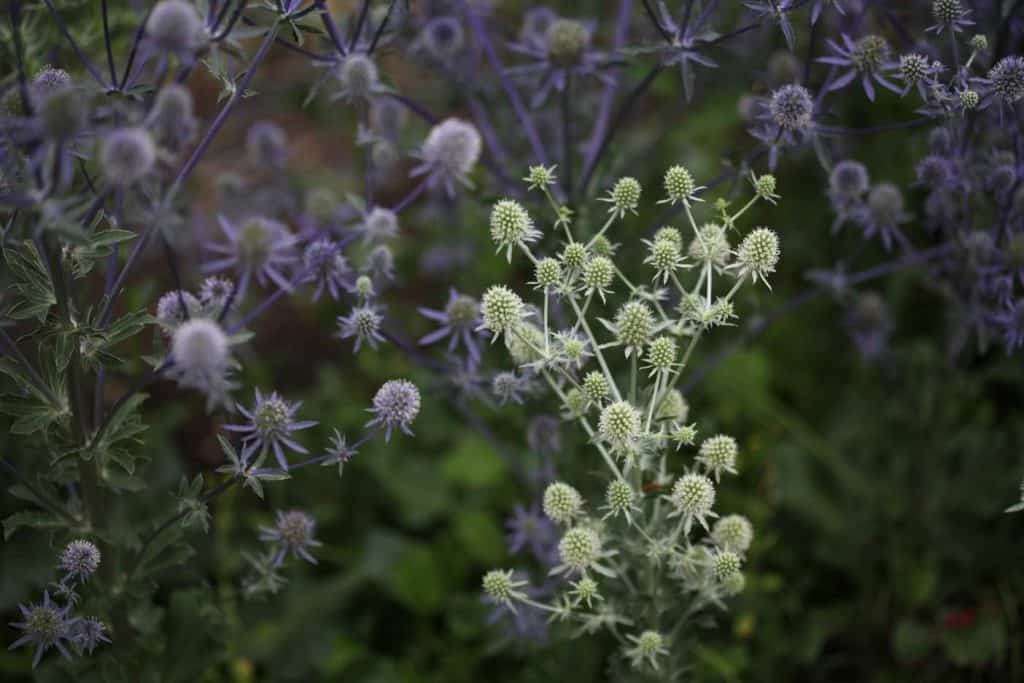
[604,479,636,519]
[599,400,642,450]
[156,290,201,332]
[688,223,731,268]
[582,371,610,403]
[225,388,318,468]
[336,302,385,352]
[959,90,979,109]
[915,155,956,190]
[851,35,889,73]
[362,206,399,243]
[9,592,77,668]
[366,379,421,440]
[662,165,698,204]
[74,617,110,655]
[413,118,482,195]
[734,227,781,287]
[669,473,716,530]
[259,510,322,566]
[769,84,814,132]
[505,322,545,365]
[987,56,1024,104]
[561,242,588,271]
[645,237,684,283]
[521,6,559,46]
[147,0,204,55]
[420,16,465,61]
[492,371,530,406]
[602,176,642,218]
[613,301,654,355]
[199,276,234,311]
[697,434,739,480]
[645,336,677,375]
[482,569,528,606]
[334,53,379,102]
[626,630,669,671]
[480,285,524,340]
[712,514,754,553]
[655,226,683,248]
[418,289,483,362]
[101,128,156,187]
[655,388,689,423]
[524,164,557,190]
[898,53,930,90]
[526,414,562,455]
[543,482,583,524]
[490,199,539,261]
[169,318,233,408]
[712,550,742,582]
[754,173,778,201]
[582,255,615,298]
[246,120,288,168]
[557,527,601,573]
[303,239,350,301]
[591,235,616,258]
[364,244,395,281]
[864,182,908,245]
[930,0,972,32]
[570,576,601,607]
[148,83,198,149]
[58,539,101,584]
[829,160,870,199]
[533,257,562,289]
[545,18,589,66]
[204,215,298,291]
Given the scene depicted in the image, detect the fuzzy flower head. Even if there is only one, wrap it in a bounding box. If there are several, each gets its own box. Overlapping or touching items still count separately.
[829,160,870,200]
[661,165,701,205]
[479,285,525,341]
[169,318,233,409]
[612,301,654,356]
[225,389,317,469]
[418,289,483,362]
[412,118,482,196]
[688,223,732,268]
[542,482,584,524]
[156,290,201,333]
[366,379,421,440]
[146,0,204,57]
[302,239,350,301]
[929,0,973,33]
[985,57,1024,106]
[769,84,814,132]
[259,510,322,566]
[626,630,669,671]
[148,83,198,150]
[9,592,77,668]
[58,540,101,584]
[336,302,385,352]
[600,177,642,219]
[860,183,910,250]
[246,121,288,168]
[603,479,638,520]
[669,473,717,531]
[734,228,781,288]
[644,237,685,284]
[712,514,754,554]
[204,215,298,292]
[334,53,379,102]
[75,617,110,655]
[712,550,742,582]
[418,16,465,63]
[557,527,602,574]
[100,128,156,187]
[599,401,642,451]
[482,569,529,607]
[819,34,899,101]
[490,199,540,261]
[698,435,739,481]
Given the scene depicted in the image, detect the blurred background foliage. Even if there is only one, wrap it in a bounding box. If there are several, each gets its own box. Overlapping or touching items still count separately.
[2,0,1022,681]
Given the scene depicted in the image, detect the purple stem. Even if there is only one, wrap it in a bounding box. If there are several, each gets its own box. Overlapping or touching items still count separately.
[100,0,117,86]
[459,0,549,167]
[41,0,108,89]
[317,0,348,57]
[584,0,633,171]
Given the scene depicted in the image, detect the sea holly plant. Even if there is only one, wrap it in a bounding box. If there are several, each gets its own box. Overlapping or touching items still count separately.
[0,0,428,674]
[479,166,779,678]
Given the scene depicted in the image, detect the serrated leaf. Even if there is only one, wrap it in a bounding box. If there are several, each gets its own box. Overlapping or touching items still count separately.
[3,510,68,540]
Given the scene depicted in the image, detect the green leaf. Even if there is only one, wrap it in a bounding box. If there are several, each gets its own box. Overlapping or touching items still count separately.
[442,434,506,488]
[2,242,55,321]
[3,510,68,540]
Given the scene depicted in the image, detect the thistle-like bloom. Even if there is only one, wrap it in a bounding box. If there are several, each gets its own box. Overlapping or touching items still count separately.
[100,128,157,187]
[490,199,540,261]
[168,318,234,409]
[204,215,299,293]
[856,183,911,251]
[147,84,198,152]
[552,527,614,577]
[259,510,323,566]
[225,389,317,469]
[410,118,482,196]
[246,121,288,168]
[506,16,612,107]
[598,401,642,450]
[482,569,530,609]
[927,0,973,34]
[629,1,718,101]
[744,1,797,51]
[752,85,817,168]
[697,434,739,481]
[479,285,526,341]
[600,177,642,220]
[156,290,201,333]
[74,617,110,655]
[58,540,101,584]
[668,473,717,532]
[818,34,901,101]
[712,514,755,554]
[893,53,942,99]
[418,289,484,363]
[146,0,205,59]
[625,629,669,671]
[9,592,78,668]
[542,482,584,524]
[506,501,560,566]
[977,56,1024,113]
[366,379,421,441]
[332,53,381,103]
[336,302,386,352]
[732,228,781,288]
[302,238,350,301]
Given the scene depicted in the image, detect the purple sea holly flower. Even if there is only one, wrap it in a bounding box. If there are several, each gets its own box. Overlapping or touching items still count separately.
[410,118,482,197]
[336,302,386,352]
[302,238,351,301]
[818,34,902,101]
[627,1,718,101]
[417,289,484,364]
[8,591,79,668]
[365,379,421,441]
[259,510,323,567]
[743,1,797,51]
[506,501,560,566]
[854,182,912,251]
[810,0,846,25]
[224,389,318,469]
[203,215,299,294]
[505,16,613,107]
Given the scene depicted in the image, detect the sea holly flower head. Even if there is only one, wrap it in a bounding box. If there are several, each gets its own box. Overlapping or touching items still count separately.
[336,302,386,352]
[9,592,78,668]
[259,510,322,567]
[411,118,482,196]
[625,629,669,671]
[366,379,421,441]
[204,215,299,293]
[58,540,101,585]
[225,389,317,469]
[490,199,540,261]
[418,289,484,363]
[818,34,901,101]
